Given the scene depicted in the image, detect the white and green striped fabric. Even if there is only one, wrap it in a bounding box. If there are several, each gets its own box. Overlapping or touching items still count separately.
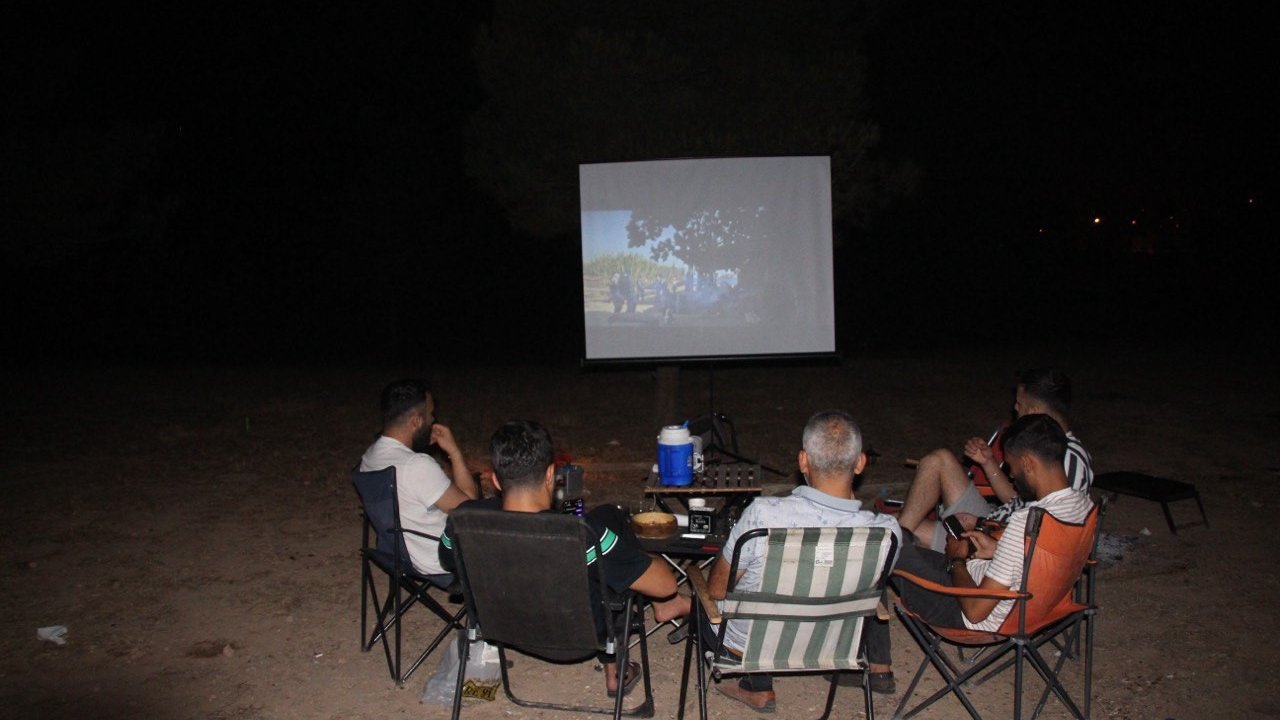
[719,526,893,673]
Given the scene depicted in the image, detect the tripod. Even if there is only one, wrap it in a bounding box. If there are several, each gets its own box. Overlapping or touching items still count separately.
[693,364,785,477]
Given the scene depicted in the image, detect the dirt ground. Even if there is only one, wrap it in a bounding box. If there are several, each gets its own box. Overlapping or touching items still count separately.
[3,343,1278,719]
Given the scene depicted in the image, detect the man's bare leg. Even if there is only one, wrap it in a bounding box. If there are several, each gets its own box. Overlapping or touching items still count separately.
[896,448,979,545]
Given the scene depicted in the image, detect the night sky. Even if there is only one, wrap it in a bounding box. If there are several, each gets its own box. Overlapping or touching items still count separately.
[4,2,1274,365]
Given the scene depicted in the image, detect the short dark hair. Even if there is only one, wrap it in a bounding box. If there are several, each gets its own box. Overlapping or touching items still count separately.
[1001,413,1067,467]
[1018,368,1072,417]
[380,378,431,426]
[490,420,554,491]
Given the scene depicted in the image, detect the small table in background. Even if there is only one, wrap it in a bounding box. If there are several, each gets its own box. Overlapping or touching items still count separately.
[1092,471,1209,534]
[643,461,762,532]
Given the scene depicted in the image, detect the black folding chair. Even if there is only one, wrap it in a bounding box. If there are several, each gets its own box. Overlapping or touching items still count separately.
[353,467,466,686]
[447,508,655,719]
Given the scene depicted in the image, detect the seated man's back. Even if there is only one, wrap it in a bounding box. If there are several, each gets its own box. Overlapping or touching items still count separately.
[360,378,479,576]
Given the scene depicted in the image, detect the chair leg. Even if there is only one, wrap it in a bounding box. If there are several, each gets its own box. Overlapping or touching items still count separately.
[403,606,466,685]
[1160,500,1178,534]
[1085,609,1095,719]
[815,671,841,720]
[1024,643,1086,719]
[360,558,370,651]
[1193,488,1209,528]
[451,631,469,720]
[1013,642,1024,720]
[893,614,985,720]
[614,601,631,720]
[677,602,695,720]
[393,578,404,685]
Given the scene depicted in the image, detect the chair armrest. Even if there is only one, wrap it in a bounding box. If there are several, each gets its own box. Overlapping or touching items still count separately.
[398,527,442,542]
[892,569,1028,601]
[684,567,722,624]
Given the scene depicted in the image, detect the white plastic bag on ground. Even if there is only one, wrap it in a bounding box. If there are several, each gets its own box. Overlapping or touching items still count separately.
[420,635,501,706]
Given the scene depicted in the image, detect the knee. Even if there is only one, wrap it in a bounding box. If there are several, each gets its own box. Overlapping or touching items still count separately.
[921,448,962,472]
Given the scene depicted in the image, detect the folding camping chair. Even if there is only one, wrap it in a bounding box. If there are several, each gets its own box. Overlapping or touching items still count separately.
[891,505,1101,720]
[679,526,899,720]
[352,467,466,686]
[447,508,655,720]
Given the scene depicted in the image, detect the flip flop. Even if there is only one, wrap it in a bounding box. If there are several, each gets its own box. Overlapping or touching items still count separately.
[606,660,642,698]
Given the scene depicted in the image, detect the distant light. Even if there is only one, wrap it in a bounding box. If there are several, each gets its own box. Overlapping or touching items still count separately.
[1038,228,1046,234]
[1248,197,1255,204]
[1130,219,1137,225]
[1093,217,1102,225]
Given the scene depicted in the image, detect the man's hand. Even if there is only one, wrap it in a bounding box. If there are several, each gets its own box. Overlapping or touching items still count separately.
[963,437,995,465]
[963,529,998,560]
[430,423,462,458]
[944,535,971,561]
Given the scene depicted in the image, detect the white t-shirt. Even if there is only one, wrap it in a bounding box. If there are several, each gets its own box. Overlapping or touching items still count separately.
[360,436,452,575]
[964,486,1094,631]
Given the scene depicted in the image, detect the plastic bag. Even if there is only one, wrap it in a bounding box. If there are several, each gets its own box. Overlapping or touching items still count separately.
[420,635,502,706]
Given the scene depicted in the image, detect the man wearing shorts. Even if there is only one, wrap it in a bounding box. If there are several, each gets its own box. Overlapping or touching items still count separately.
[895,368,1093,550]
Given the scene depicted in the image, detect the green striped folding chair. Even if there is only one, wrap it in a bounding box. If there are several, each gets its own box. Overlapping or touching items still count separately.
[680,526,898,720]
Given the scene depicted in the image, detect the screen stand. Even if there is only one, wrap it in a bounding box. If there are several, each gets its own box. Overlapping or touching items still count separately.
[698,364,785,477]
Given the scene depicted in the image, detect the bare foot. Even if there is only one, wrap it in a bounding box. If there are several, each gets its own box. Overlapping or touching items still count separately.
[716,683,776,712]
[652,594,691,623]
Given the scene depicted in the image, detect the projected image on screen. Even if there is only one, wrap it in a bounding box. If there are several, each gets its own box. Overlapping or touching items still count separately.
[580,157,835,361]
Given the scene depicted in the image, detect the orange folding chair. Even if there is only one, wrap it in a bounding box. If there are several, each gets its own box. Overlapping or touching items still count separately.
[891,505,1100,720]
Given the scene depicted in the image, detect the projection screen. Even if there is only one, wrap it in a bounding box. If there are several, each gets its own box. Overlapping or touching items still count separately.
[579,156,835,361]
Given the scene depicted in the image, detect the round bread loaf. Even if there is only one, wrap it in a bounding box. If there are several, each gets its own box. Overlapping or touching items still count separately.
[631,511,677,538]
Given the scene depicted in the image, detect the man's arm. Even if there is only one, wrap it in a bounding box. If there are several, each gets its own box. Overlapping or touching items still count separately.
[944,532,1004,623]
[964,437,1017,505]
[707,555,746,602]
[429,424,479,511]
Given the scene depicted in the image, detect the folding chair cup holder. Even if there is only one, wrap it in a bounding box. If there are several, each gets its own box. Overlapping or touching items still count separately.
[891,505,1102,720]
[680,526,899,720]
[353,467,466,687]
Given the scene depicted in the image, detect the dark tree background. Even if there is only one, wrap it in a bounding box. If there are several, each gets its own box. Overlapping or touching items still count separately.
[2,1,1274,365]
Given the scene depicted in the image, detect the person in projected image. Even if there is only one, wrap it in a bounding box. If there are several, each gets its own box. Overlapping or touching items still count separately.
[358,378,480,576]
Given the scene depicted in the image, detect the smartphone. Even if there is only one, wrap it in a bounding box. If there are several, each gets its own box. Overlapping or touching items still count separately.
[942,515,966,540]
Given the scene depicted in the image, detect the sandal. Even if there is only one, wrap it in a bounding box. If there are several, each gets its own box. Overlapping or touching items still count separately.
[606,660,642,698]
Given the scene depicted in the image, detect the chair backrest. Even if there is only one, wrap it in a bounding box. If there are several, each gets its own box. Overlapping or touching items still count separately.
[449,508,607,662]
[352,466,409,559]
[721,526,897,673]
[999,505,1100,634]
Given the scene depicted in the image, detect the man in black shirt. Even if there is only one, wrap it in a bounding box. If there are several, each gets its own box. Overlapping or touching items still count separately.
[439,420,683,697]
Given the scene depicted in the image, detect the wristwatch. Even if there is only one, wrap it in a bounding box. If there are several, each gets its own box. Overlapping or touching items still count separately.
[946,558,966,573]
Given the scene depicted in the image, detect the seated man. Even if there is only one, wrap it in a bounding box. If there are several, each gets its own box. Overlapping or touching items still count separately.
[359,378,479,576]
[706,410,903,712]
[892,413,1095,634]
[439,420,683,698]
[896,368,1093,550]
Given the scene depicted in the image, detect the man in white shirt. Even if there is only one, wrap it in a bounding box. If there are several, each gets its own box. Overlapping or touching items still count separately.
[706,410,903,712]
[891,413,1094,634]
[359,378,479,576]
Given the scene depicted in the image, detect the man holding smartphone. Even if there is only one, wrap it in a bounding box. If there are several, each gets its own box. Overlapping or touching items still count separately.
[889,413,1093,632]
[895,368,1093,551]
